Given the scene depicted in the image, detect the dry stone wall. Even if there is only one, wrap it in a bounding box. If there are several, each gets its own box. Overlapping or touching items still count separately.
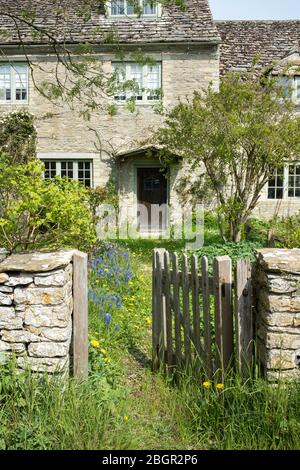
[255,249,300,381]
[0,250,78,375]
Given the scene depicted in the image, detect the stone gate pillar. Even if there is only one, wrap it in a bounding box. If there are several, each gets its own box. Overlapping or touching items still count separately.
[255,249,300,381]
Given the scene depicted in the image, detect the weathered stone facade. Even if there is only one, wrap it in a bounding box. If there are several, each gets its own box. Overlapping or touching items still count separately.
[0,1,300,223]
[255,249,300,381]
[0,250,78,375]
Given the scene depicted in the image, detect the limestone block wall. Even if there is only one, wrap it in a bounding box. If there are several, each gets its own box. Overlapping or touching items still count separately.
[255,249,300,381]
[0,250,84,375]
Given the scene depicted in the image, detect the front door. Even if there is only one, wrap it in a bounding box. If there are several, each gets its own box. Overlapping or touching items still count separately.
[137,167,168,232]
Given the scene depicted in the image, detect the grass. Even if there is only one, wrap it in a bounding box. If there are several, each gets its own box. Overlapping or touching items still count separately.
[1,218,300,449]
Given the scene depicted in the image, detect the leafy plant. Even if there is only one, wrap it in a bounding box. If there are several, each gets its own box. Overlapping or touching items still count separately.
[0,111,36,164]
[0,155,96,252]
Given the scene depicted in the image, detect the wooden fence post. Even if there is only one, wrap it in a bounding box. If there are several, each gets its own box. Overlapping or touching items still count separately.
[202,256,213,379]
[235,260,253,378]
[182,254,191,366]
[214,256,233,374]
[172,252,182,368]
[73,251,88,378]
[164,251,173,370]
[152,248,166,371]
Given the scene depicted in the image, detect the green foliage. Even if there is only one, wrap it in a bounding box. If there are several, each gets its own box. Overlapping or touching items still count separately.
[270,212,300,248]
[0,111,36,164]
[0,155,96,252]
[157,70,300,242]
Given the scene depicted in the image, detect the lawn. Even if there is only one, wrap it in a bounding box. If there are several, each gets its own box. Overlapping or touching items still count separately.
[1,222,300,450]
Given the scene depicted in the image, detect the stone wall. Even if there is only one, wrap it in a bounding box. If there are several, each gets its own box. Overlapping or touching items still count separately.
[255,249,300,381]
[0,250,81,375]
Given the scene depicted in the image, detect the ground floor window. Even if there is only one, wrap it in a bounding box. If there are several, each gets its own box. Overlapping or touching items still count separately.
[268,163,300,199]
[43,160,92,187]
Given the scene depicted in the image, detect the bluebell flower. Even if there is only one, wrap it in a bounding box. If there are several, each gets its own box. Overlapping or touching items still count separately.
[104,314,112,325]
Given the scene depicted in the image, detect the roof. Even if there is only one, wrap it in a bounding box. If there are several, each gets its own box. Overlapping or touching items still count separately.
[0,0,220,46]
[216,20,300,75]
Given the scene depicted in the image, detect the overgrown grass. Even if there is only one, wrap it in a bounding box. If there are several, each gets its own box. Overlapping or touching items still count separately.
[0,361,129,450]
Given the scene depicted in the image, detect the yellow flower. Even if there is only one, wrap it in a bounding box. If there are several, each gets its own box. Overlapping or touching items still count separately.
[100,348,107,355]
[216,383,224,390]
[104,357,111,364]
[146,317,151,326]
[123,415,129,422]
[90,339,100,349]
[203,381,212,389]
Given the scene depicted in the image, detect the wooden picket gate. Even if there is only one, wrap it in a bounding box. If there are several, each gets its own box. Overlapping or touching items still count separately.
[152,249,254,379]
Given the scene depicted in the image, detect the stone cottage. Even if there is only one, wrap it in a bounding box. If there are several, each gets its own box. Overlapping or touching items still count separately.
[0,0,300,233]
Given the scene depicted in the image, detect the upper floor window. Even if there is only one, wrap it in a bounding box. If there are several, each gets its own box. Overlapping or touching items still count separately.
[113,62,161,103]
[43,160,93,187]
[0,63,28,104]
[268,163,300,199]
[110,0,158,17]
[278,76,300,105]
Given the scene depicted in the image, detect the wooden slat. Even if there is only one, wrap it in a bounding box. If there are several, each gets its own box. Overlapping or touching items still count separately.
[213,256,233,374]
[154,249,166,371]
[152,249,159,371]
[73,252,88,378]
[182,254,191,366]
[235,260,253,379]
[172,252,182,367]
[202,256,213,379]
[164,251,173,370]
[191,255,201,359]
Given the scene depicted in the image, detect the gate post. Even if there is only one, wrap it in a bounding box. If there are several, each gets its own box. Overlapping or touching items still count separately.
[152,248,166,371]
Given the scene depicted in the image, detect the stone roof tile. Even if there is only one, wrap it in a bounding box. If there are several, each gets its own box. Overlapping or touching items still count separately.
[216,20,300,74]
[0,0,220,45]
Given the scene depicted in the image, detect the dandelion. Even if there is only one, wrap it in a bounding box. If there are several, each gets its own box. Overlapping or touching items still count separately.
[146,317,151,326]
[90,339,100,349]
[100,348,107,355]
[203,381,212,389]
[123,415,129,422]
[216,383,224,390]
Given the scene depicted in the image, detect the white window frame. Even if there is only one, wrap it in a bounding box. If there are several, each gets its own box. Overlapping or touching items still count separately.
[112,62,162,103]
[42,160,93,187]
[108,1,161,18]
[267,163,300,200]
[278,75,300,105]
[0,63,29,105]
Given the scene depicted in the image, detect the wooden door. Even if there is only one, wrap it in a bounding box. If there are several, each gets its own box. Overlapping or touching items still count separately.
[137,167,168,232]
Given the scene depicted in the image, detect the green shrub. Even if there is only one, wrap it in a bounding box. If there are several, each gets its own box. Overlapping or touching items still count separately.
[272,213,300,248]
[0,111,36,164]
[0,155,96,252]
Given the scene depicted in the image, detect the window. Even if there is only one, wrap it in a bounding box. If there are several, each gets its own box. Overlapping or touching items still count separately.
[113,62,161,102]
[110,0,158,16]
[268,164,300,199]
[0,63,28,103]
[268,167,284,200]
[43,160,92,187]
[278,76,300,104]
[288,164,300,198]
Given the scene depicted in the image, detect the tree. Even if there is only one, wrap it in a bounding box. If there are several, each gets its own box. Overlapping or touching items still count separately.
[156,70,300,242]
[0,111,36,164]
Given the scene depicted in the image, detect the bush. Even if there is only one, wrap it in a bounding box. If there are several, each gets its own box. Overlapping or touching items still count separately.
[272,213,300,248]
[0,111,36,164]
[0,155,96,252]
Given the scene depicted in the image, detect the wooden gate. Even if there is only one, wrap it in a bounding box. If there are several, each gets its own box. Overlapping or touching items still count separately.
[152,249,254,379]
